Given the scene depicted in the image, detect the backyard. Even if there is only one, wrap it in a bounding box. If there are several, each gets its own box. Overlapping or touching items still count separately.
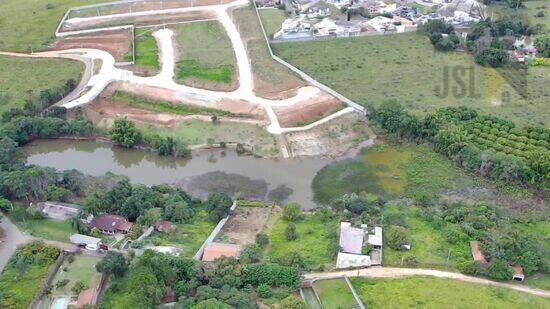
[351,277,550,308]
[0,55,84,114]
[173,21,237,89]
[267,213,337,269]
[272,32,550,127]
[14,217,75,243]
[314,278,360,309]
[50,254,101,295]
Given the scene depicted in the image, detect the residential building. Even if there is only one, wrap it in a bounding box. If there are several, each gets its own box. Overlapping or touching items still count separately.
[367,226,383,248]
[339,222,365,254]
[512,265,525,281]
[470,241,488,264]
[336,252,372,268]
[70,234,102,246]
[202,243,241,261]
[89,214,133,234]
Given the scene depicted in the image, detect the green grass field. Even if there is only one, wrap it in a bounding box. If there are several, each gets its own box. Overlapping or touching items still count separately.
[51,255,101,294]
[267,213,336,268]
[145,209,215,257]
[488,1,550,32]
[273,32,550,127]
[111,90,234,116]
[314,278,359,309]
[0,55,83,114]
[132,27,159,72]
[382,205,470,270]
[174,21,236,84]
[15,218,75,243]
[141,119,280,158]
[0,0,110,52]
[0,263,50,307]
[351,277,550,308]
[258,8,286,38]
[231,4,302,87]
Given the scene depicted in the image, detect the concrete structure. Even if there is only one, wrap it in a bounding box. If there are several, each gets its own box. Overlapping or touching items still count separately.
[339,222,365,254]
[202,242,241,261]
[70,234,102,246]
[367,226,383,248]
[336,252,372,268]
[512,265,525,282]
[150,246,182,256]
[38,201,80,220]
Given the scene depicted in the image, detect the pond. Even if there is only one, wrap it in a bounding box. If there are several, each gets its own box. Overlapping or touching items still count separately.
[25,140,330,210]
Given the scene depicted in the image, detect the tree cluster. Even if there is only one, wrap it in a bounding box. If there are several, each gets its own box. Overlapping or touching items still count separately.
[420,20,461,52]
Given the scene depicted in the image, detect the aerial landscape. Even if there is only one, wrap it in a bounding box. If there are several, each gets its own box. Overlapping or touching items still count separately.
[0,0,548,308]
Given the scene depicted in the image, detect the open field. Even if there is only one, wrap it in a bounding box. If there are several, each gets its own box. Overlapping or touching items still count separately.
[351,277,550,308]
[144,208,215,257]
[217,206,273,245]
[231,4,305,98]
[129,27,159,75]
[174,21,237,90]
[15,218,75,243]
[0,55,84,114]
[51,255,101,294]
[0,0,110,52]
[258,8,287,38]
[50,29,133,62]
[314,278,359,309]
[488,1,550,31]
[273,32,550,127]
[382,204,470,270]
[267,212,337,269]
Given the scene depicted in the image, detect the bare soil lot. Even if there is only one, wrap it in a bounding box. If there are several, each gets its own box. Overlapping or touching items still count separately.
[285,112,371,158]
[217,206,273,245]
[273,94,342,128]
[50,30,133,62]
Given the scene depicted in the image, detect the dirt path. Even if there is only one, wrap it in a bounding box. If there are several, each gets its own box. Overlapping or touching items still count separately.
[304,266,550,298]
[0,216,32,272]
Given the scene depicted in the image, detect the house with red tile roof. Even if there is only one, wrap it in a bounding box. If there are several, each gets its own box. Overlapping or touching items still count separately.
[90,214,133,234]
[201,243,241,262]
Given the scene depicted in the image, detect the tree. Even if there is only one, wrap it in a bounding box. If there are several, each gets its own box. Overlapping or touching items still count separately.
[386,225,410,250]
[195,298,230,309]
[0,137,24,171]
[206,192,233,222]
[110,118,138,148]
[475,48,508,67]
[71,281,88,294]
[257,283,272,299]
[255,233,269,248]
[239,244,263,264]
[284,223,298,241]
[96,252,128,278]
[282,202,302,221]
[535,34,550,57]
[47,185,71,202]
[0,197,12,212]
[277,296,306,309]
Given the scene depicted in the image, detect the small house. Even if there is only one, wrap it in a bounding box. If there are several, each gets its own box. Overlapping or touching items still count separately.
[70,234,102,246]
[339,222,365,254]
[470,241,488,264]
[89,214,133,234]
[367,226,383,248]
[512,265,525,282]
[202,243,241,261]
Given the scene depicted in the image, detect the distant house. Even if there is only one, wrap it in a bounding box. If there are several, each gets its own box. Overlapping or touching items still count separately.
[362,0,396,15]
[275,17,312,39]
[154,220,176,233]
[364,16,393,32]
[202,243,241,261]
[512,265,525,282]
[339,222,365,254]
[470,241,488,264]
[38,201,81,220]
[301,0,333,18]
[90,214,133,234]
[76,288,95,308]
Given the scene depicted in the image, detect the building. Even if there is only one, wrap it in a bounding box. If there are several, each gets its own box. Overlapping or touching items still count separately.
[367,226,383,248]
[470,241,488,264]
[154,220,176,233]
[275,17,312,39]
[76,288,95,308]
[362,0,396,15]
[364,16,394,31]
[89,214,133,234]
[336,252,372,268]
[301,0,334,18]
[201,243,241,261]
[512,265,525,281]
[70,234,102,246]
[38,201,81,220]
[339,222,365,254]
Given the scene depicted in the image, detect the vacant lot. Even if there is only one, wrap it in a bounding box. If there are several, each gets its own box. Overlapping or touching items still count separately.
[488,1,549,31]
[217,206,273,245]
[130,27,159,75]
[314,278,359,309]
[258,8,286,38]
[0,55,83,114]
[15,218,75,243]
[0,0,110,52]
[267,213,337,269]
[351,277,550,308]
[51,255,101,295]
[50,29,133,62]
[231,5,305,98]
[174,21,237,90]
[273,32,550,127]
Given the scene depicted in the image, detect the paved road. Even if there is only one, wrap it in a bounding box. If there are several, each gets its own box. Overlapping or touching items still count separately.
[304,266,550,298]
[0,215,32,272]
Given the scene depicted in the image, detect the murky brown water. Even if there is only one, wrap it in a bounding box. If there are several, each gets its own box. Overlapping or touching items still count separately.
[25,140,329,210]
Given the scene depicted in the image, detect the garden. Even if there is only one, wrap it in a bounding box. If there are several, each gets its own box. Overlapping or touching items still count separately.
[351,277,550,308]
[50,254,101,295]
[313,278,360,309]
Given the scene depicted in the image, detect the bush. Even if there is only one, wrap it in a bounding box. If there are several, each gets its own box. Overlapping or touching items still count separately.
[257,283,272,299]
[240,244,263,264]
[284,223,298,241]
[255,233,269,248]
[110,118,139,148]
[386,225,410,250]
[282,203,302,221]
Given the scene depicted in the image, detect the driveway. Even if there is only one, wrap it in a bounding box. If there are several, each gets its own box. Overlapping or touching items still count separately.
[0,215,32,272]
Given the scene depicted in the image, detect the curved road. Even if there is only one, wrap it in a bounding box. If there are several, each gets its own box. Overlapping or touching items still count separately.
[0,216,31,271]
[304,266,550,298]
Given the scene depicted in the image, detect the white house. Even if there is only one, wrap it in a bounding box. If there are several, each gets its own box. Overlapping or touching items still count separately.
[336,252,372,268]
[339,222,365,254]
[364,16,394,31]
[275,17,312,39]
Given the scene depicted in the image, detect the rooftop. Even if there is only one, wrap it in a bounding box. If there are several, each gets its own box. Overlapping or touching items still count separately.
[90,214,133,233]
[339,222,365,254]
[202,243,241,261]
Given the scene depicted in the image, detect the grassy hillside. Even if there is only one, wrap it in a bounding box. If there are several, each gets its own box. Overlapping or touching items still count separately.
[0,0,110,52]
[273,32,550,127]
[0,55,83,114]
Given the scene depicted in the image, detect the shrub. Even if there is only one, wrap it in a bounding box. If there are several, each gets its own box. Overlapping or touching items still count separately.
[255,233,270,248]
[239,244,263,264]
[257,283,272,299]
[110,118,138,148]
[282,203,302,221]
[284,223,298,241]
[386,225,410,250]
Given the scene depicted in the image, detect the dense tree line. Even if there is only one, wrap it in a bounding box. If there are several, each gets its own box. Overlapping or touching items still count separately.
[370,101,550,189]
[99,250,302,308]
[419,20,461,52]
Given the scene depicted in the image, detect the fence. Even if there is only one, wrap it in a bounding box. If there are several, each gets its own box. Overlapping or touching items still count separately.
[193,201,237,260]
[270,26,418,44]
[29,251,69,309]
[252,2,367,115]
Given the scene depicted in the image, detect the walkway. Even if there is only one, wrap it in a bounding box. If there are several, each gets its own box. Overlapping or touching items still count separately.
[304,266,550,298]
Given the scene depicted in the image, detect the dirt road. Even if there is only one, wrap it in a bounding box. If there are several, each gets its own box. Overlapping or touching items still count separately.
[0,216,32,272]
[304,266,550,298]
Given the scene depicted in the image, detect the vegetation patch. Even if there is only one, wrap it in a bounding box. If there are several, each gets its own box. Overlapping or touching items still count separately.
[258,8,287,38]
[351,277,550,308]
[176,60,233,83]
[131,27,159,71]
[314,278,359,309]
[14,217,76,243]
[111,90,234,116]
[50,254,101,295]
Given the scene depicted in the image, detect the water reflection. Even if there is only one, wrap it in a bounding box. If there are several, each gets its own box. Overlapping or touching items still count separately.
[25,140,330,210]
